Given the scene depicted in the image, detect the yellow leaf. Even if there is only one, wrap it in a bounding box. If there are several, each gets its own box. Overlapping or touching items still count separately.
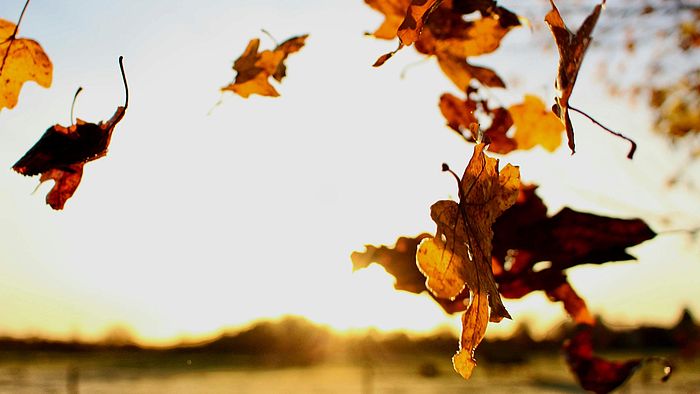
[509,94,565,152]
[452,290,490,379]
[0,19,53,111]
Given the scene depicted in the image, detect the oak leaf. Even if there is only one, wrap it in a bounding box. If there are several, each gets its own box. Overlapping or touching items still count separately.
[221,34,308,98]
[13,58,128,210]
[545,0,604,154]
[0,18,52,111]
[508,95,565,152]
[416,143,520,378]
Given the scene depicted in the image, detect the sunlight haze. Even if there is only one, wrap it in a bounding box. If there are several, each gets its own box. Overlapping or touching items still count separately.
[0,0,698,346]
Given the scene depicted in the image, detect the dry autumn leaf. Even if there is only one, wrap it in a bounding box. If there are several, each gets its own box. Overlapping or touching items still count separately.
[508,94,565,152]
[12,57,128,210]
[0,15,52,111]
[369,0,519,74]
[221,34,308,98]
[352,183,663,389]
[416,143,519,379]
[438,92,516,154]
[396,0,442,46]
[545,0,604,154]
[351,234,469,314]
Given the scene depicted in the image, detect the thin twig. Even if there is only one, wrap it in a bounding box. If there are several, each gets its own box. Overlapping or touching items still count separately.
[569,104,637,159]
[0,0,31,76]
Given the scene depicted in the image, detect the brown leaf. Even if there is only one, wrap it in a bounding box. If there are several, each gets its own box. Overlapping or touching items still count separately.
[416,143,520,379]
[483,107,516,154]
[351,234,469,313]
[439,93,478,136]
[38,164,84,211]
[13,106,126,210]
[438,93,516,154]
[13,58,128,210]
[0,18,52,111]
[452,290,489,379]
[565,325,643,394]
[369,0,519,67]
[545,0,605,154]
[397,0,443,46]
[437,55,505,90]
[508,94,565,152]
[221,34,308,98]
[351,234,431,294]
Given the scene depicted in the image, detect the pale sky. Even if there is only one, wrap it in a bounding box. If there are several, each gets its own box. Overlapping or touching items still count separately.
[0,0,698,345]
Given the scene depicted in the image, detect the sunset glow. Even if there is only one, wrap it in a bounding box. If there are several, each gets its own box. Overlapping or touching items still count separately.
[0,0,698,349]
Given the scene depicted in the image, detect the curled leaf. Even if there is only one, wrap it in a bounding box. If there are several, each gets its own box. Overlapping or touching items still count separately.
[13,106,126,210]
[545,0,604,153]
[0,18,52,111]
[13,58,128,210]
[397,0,443,46]
[417,143,520,378]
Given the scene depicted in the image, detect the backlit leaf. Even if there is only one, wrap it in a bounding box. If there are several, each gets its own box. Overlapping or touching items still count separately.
[221,34,308,98]
[508,94,565,152]
[0,18,52,111]
[545,0,604,153]
[416,143,520,378]
[13,58,128,210]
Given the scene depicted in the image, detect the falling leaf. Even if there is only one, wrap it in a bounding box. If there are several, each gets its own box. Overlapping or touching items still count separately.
[351,234,470,314]
[351,234,431,294]
[368,0,519,68]
[439,93,478,137]
[545,0,605,154]
[437,55,505,90]
[482,107,516,154]
[396,0,443,46]
[364,0,411,39]
[438,93,516,154]
[0,18,52,111]
[508,95,565,152]
[221,34,308,98]
[416,143,520,378]
[13,58,128,210]
[565,325,642,394]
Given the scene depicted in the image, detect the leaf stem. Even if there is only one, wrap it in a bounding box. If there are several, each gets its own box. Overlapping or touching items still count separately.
[70,86,83,126]
[0,0,31,76]
[261,29,279,47]
[568,104,637,159]
[118,56,129,109]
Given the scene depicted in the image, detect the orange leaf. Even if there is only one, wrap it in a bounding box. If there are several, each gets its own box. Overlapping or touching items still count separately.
[221,34,308,98]
[364,0,411,39]
[452,291,489,379]
[416,143,520,379]
[545,0,604,153]
[436,55,505,90]
[0,18,52,111]
[508,94,565,152]
[397,0,443,46]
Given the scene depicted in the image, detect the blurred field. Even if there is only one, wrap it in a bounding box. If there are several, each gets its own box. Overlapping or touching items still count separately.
[0,350,697,393]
